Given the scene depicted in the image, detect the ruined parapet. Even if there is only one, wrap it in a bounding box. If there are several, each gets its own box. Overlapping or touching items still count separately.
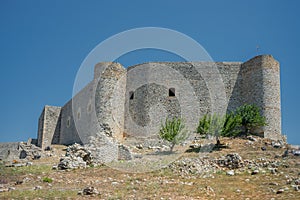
[37,105,61,149]
[94,62,127,140]
[241,55,281,140]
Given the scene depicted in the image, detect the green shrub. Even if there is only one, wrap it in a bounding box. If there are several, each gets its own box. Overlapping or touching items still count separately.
[196,114,211,135]
[221,112,242,137]
[42,177,53,183]
[197,114,224,144]
[197,104,266,139]
[235,104,267,135]
[159,117,188,152]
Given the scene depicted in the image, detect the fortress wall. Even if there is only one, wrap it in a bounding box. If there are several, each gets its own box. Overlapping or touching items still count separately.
[241,55,281,139]
[37,109,45,147]
[216,62,243,112]
[60,99,82,145]
[37,105,61,149]
[124,62,242,137]
[124,62,199,137]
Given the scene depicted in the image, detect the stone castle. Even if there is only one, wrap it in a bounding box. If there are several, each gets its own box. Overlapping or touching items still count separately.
[36,55,281,149]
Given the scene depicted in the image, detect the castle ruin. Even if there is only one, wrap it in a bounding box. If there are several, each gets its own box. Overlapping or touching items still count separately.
[36,55,282,149]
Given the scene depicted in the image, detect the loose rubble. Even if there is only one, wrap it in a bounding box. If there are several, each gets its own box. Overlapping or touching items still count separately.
[56,143,93,170]
[78,186,99,196]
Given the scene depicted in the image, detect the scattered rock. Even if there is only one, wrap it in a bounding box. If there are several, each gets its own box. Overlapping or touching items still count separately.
[251,169,259,175]
[44,146,52,151]
[0,188,8,193]
[261,146,267,151]
[247,136,257,142]
[18,142,43,160]
[276,188,284,194]
[291,185,299,191]
[34,186,42,190]
[216,153,243,169]
[56,143,93,170]
[272,142,281,148]
[169,157,219,176]
[15,180,23,185]
[293,150,300,156]
[268,168,277,174]
[226,170,235,176]
[78,186,99,196]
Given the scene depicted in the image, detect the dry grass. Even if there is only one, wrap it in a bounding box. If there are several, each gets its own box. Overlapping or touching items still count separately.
[1,138,300,199]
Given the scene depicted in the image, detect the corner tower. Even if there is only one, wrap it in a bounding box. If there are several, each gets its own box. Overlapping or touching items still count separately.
[241,55,281,140]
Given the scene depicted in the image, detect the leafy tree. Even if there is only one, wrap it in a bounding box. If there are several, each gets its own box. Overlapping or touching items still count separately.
[221,112,242,137]
[159,117,188,152]
[235,104,267,135]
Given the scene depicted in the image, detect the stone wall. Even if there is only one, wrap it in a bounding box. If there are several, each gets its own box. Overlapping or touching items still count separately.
[124,62,242,138]
[37,105,61,149]
[0,142,19,160]
[241,55,281,140]
[59,99,82,145]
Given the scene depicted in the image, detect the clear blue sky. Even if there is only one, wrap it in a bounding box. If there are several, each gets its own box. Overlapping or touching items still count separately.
[0,0,299,144]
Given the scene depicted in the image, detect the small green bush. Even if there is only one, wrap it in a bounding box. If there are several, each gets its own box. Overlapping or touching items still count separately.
[235,104,267,135]
[42,177,53,183]
[196,114,211,135]
[221,112,242,137]
[159,117,188,152]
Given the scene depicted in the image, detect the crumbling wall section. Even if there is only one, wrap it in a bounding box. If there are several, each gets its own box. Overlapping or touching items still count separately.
[37,105,61,149]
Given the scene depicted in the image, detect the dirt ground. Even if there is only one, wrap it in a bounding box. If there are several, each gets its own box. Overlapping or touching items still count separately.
[1,137,300,199]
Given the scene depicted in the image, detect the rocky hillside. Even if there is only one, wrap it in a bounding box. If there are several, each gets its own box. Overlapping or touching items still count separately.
[0,136,299,199]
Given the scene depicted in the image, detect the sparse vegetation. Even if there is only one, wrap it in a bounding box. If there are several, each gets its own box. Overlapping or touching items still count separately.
[197,104,266,139]
[221,112,242,137]
[235,104,267,135]
[42,177,53,183]
[159,117,188,152]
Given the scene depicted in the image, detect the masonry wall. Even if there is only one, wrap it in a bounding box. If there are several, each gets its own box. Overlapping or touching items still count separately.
[241,55,281,140]
[124,62,242,138]
[37,105,61,149]
[59,99,82,145]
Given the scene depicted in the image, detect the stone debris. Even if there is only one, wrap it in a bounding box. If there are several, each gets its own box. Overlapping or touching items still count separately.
[293,150,300,156]
[57,143,92,170]
[34,185,42,190]
[169,157,219,176]
[215,153,244,169]
[251,169,259,175]
[55,141,132,170]
[247,135,257,142]
[276,188,284,194]
[18,142,43,160]
[226,170,235,176]
[261,146,267,151]
[78,186,99,196]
